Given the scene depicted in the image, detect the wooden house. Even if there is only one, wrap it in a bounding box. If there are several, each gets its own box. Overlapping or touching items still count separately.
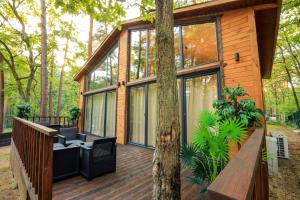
[74,0,281,147]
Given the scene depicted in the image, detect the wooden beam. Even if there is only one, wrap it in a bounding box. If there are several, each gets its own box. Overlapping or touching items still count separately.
[253,3,278,11]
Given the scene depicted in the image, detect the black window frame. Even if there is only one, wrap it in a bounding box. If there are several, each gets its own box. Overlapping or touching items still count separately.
[128,19,220,82]
[86,43,120,92]
[83,89,117,137]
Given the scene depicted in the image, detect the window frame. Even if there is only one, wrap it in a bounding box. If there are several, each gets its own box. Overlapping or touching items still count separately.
[127,68,222,148]
[128,18,221,83]
[86,42,120,92]
[83,89,117,137]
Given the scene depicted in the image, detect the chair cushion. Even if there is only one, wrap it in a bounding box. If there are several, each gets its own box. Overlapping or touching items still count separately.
[66,140,85,146]
[53,143,65,150]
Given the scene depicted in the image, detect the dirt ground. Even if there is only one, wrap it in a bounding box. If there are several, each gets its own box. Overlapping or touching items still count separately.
[267,125,300,200]
[0,146,20,200]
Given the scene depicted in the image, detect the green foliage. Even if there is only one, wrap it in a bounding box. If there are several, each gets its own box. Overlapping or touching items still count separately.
[181,111,246,193]
[213,84,263,128]
[69,107,80,121]
[16,103,31,118]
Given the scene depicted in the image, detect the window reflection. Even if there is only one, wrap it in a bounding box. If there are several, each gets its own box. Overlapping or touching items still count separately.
[130,30,147,81]
[182,23,218,68]
[148,29,156,77]
[174,26,181,68]
[87,44,119,91]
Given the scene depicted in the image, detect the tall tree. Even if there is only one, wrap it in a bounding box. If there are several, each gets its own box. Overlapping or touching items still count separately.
[88,16,94,58]
[57,29,71,117]
[40,0,48,116]
[152,0,181,199]
[0,54,4,134]
[48,52,54,116]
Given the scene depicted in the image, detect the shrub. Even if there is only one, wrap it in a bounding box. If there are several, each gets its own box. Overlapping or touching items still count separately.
[16,103,31,118]
[69,107,80,121]
[181,111,246,195]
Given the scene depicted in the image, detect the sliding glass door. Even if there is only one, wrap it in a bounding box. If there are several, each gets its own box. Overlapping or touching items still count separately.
[184,74,218,144]
[84,90,116,137]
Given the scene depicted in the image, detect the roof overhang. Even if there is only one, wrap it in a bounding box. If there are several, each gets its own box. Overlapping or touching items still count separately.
[74,0,281,81]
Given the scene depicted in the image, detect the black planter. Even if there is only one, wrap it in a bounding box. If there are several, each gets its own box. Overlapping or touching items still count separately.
[0,132,12,147]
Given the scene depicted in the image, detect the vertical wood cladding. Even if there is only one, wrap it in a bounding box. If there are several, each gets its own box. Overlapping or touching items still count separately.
[221,8,264,110]
[116,30,129,144]
[78,77,85,132]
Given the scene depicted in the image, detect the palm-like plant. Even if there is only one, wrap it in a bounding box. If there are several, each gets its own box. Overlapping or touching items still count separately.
[181,111,246,193]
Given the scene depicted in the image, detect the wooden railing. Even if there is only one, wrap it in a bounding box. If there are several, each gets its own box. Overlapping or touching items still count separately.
[208,127,268,200]
[26,115,77,128]
[11,117,57,200]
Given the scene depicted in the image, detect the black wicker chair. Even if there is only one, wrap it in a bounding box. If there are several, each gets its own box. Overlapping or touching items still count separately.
[80,137,117,181]
[53,144,80,182]
[58,127,86,146]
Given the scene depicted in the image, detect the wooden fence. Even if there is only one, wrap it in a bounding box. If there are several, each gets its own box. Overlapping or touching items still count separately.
[11,117,57,200]
[26,116,77,128]
[208,127,268,200]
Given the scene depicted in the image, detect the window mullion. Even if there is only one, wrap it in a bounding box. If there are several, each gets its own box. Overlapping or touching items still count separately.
[146,30,149,77]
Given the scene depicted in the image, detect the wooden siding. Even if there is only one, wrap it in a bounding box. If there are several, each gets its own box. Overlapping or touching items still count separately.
[53,145,200,200]
[78,77,85,132]
[116,30,128,144]
[222,8,264,110]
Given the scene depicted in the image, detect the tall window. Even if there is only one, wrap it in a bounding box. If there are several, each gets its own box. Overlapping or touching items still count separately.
[84,91,116,136]
[87,44,119,91]
[129,22,218,81]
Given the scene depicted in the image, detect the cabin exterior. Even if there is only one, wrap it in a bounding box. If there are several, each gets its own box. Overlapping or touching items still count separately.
[74,0,281,147]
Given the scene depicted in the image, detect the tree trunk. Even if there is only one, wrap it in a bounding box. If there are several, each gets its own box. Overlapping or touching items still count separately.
[0,55,4,134]
[57,34,71,117]
[279,46,300,110]
[40,0,48,117]
[48,54,54,116]
[152,0,181,199]
[88,16,94,58]
[284,33,300,77]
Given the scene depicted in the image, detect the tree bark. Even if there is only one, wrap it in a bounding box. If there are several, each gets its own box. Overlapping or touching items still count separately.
[0,54,4,134]
[152,0,181,199]
[88,16,94,58]
[48,53,54,116]
[57,32,71,117]
[40,0,48,117]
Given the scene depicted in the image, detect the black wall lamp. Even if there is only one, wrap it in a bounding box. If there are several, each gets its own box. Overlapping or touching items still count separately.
[234,53,240,62]
[122,81,125,86]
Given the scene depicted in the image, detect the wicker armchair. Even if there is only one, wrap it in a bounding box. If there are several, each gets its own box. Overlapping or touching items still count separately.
[53,144,80,182]
[80,137,117,181]
[58,127,86,146]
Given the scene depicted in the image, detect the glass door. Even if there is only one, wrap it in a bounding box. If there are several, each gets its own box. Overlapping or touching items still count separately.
[184,74,218,144]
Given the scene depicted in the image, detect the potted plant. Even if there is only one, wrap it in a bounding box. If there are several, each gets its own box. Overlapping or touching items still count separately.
[16,103,31,119]
[69,107,80,128]
[181,111,246,196]
[213,84,263,134]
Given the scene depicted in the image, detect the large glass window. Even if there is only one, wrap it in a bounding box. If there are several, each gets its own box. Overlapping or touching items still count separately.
[129,22,218,81]
[185,74,218,143]
[130,30,147,81]
[87,44,119,91]
[182,23,218,68]
[91,93,105,136]
[128,73,218,147]
[129,86,145,144]
[84,91,116,137]
[84,96,92,132]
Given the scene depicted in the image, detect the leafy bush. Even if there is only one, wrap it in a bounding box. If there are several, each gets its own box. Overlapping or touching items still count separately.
[181,111,246,194]
[213,84,263,128]
[69,107,80,121]
[16,103,31,118]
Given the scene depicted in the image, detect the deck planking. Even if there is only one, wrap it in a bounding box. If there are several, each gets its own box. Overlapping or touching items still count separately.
[53,144,201,200]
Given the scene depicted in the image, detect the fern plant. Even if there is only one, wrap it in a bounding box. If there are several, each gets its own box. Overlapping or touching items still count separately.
[213,84,263,128]
[181,111,246,194]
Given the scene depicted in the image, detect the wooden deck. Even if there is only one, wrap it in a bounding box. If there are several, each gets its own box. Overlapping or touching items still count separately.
[53,144,200,200]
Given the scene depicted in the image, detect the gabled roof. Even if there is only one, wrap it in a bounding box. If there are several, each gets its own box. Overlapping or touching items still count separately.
[74,0,281,81]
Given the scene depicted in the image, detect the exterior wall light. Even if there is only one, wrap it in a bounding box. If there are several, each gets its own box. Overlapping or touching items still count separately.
[234,53,240,62]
